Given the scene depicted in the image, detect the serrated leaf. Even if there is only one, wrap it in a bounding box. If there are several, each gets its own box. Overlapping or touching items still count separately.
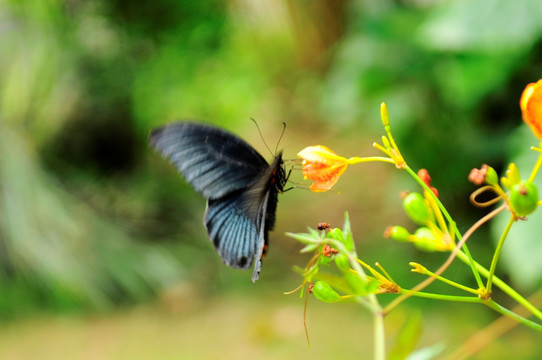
[285,232,320,244]
[342,212,356,251]
[300,243,320,253]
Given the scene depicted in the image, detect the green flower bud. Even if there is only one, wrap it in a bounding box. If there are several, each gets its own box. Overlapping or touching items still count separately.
[502,163,521,190]
[386,225,411,242]
[484,166,499,186]
[510,181,539,216]
[403,192,432,225]
[312,281,342,303]
[334,253,351,272]
[413,227,438,252]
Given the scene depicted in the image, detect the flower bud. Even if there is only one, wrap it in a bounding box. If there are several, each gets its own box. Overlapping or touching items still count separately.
[413,227,438,252]
[334,253,351,272]
[502,163,521,190]
[380,102,390,126]
[403,192,432,225]
[510,181,539,216]
[409,262,427,274]
[418,169,432,187]
[312,281,342,303]
[468,164,498,186]
[485,166,499,186]
[385,225,411,242]
[321,244,338,257]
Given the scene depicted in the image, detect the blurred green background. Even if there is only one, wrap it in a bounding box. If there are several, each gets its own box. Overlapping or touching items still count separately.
[1,0,542,358]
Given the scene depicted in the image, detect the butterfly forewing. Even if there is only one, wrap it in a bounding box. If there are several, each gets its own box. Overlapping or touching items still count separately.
[150,122,270,200]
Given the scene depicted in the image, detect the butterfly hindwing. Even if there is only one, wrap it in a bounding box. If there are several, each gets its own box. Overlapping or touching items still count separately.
[149,122,269,200]
[204,153,284,282]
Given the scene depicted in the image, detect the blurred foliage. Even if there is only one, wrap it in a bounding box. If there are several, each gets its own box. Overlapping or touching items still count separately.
[1,0,542,329]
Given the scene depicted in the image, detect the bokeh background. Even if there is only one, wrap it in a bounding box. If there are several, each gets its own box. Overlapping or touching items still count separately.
[2,0,542,358]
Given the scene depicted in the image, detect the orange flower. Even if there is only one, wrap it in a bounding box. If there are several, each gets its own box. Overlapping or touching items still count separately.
[297,145,349,192]
[520,79,542,139]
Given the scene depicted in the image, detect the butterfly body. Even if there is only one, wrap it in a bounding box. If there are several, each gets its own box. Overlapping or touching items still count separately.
[149,122,285,282]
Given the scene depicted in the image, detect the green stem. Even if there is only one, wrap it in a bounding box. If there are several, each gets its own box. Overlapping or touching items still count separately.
[404,166,484,288]
[528,142,542,182]
[373,310,385,360]
[456,251,542,322]
[485,214,514,294]
[485,300,542,332]
[348,156,395,165]
[401,289,482,303]
[404,291,542,331]
[327,238,385,360]
[415,268,480,296]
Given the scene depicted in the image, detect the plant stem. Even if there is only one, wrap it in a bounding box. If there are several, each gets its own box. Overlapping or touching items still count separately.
[348,156,396,165]
[401,289,482,303]
[414,268,480,295]
[373,310,385,360]
[528,142,542,182]
[328,238,386,360]
[485,300,542,332]
[485,214,514,295]
[456,250,542,322]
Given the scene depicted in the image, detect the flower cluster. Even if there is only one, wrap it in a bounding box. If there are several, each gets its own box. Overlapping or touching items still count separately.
[386,169,455,252]
[286,80,542,354]
[286,216,399,304]
[469,162,539,218]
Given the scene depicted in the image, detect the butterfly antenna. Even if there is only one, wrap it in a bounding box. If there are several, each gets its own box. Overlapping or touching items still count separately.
[250,118,274,157]
[275,122,286,155]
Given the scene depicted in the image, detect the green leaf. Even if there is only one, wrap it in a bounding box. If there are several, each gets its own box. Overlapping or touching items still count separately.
[342,212,355,251]
[300,243,321,253]
[389,311,423,360]
[285,232,320,244]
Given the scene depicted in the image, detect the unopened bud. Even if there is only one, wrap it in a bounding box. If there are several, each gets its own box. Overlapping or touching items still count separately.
[510,181,539,216]
[312,281,342,303]
[403,192,432,225]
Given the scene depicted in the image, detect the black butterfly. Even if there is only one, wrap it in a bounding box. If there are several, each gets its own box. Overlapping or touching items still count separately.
[149,122,286,282]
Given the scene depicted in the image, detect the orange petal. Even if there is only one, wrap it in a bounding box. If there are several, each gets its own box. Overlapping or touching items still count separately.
[520,80,542,139]
[298,145,348,192]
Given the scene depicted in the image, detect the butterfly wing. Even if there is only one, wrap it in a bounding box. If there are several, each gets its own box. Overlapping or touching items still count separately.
[149,122,269,200]
[204,153,284,282]
[149,121,285,281]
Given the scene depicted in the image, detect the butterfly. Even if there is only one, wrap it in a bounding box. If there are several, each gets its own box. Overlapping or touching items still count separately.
[149,121,287,282]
